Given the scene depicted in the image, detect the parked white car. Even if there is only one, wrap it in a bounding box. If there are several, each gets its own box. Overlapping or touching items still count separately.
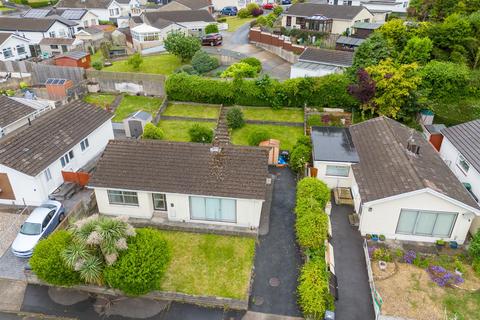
[11,200,65,258]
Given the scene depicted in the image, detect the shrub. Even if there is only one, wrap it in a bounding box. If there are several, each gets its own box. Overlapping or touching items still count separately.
[103,228,171,296]
[246,3,260,13]
[221,62,258,79]
[176,64,198,75]
[468,230,480,258]
[473,257,480,276]
[226,106,245,129]
[238,8,251,18]
[240,57,262,73]
[371,248,392,262]
[92,61,103,70]
[188,124,213,143]
[248,129,270,146]
[142,123,164,140]
[29,1,52,8]
[296,209,328,249]
[273,6,283,16]
[403,250,416,264]
[164,32,201,62]
[19,81,29,89]
[298,258,334,318]
[426,265,464,287]
[296,178,330,209]
[296,136,312,148]
[420,61,471,99]
[205,24,219,34]
[127,53,143,71]
[30,231,82,287]
[191,50,219,74]
[216,17,227,23]
[290,144,311,173]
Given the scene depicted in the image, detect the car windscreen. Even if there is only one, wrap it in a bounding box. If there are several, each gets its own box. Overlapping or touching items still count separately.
[20,222,42,235]
[40,204,57,210]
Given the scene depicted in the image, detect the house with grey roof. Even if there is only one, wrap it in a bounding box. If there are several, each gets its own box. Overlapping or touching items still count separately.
[88,140,269,232]
[311,117,480,244]
[282,3,374,34]
[335,35,365,51]
[56,0,142,23]
[23,8,100,29]
[159,0,213,14]
[290,47,354,78]
[0,96,53,136]
[439,120,480,232]
[0,33,31,62]
[0,100,113,206]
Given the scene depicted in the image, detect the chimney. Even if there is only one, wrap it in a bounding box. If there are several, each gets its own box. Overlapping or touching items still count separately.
[210,146,221,154]
[407,138,420,155]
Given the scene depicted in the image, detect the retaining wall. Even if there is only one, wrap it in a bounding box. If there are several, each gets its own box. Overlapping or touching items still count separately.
[86,70,165,96]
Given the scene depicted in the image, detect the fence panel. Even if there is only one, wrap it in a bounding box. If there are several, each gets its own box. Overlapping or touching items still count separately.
[30,63,85,85]
[86,70,165,96]
[363,239,383,320]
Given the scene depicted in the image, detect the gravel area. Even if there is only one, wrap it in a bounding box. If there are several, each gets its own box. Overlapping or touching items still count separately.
[0,212,26,257]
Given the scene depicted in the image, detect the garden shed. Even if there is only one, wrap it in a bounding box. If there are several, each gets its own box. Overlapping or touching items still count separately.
[123,110,152,138]
[54,51,91,69]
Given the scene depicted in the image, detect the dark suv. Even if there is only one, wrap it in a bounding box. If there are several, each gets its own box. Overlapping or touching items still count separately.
[221,6,237,16]
[202,33,223,46]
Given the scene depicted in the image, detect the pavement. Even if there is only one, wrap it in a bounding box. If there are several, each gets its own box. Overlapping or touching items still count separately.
[0,278,27,312]
[248,167,302,317]
[330,201,375,320]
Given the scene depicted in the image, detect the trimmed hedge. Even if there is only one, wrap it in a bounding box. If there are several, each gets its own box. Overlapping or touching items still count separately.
[296,208,329,249]
[30,231,82,287]
[165,73,358,109]
[296,178,330,210]
[103,228,171,296]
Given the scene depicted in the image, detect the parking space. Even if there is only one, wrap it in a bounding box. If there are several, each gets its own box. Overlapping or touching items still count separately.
[0,211,29,280]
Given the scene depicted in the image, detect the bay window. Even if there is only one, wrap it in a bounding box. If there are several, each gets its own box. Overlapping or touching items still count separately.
[190,196,236,223]
[396,209,457,237]
[107,190,139,206]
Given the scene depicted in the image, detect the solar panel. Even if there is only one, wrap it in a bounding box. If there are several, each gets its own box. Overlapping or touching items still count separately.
[61,10,84,20]
[45,79,54,85]
[45,78,68,85]
[58,79,66,85]
[24,9,50,18]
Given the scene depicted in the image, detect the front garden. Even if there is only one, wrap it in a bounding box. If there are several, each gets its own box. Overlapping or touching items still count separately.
[29,215,255,301]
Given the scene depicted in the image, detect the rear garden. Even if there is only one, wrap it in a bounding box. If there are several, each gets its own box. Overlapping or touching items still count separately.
[29,215,255,302]
[102,54,183,75]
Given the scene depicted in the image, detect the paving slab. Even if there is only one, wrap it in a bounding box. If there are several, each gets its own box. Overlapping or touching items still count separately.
[0,278,26,311]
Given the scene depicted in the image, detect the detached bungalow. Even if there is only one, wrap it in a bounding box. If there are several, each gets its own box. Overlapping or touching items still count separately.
[282,3,374,35]
[0,33,31,62]
[0,101,113,206]
[311,117,480,244]
[88,140,269,231]
[56,0,142,23]
[159,0,213,14]
[23,8,99,29]
[290,47,354,78]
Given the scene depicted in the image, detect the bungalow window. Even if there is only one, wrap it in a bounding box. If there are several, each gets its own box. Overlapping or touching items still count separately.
[68,150,74,159]
[457,154,470,174]
[44,168,52,181]
[286,16,291,27]
[60,153,71,167]
[49,31,56,38]
[107,190,139,206]
[50,45,59,49]
[109,8,120,16]
[152,193,167,211]
[325,165,350,177]
[296,17,305,26]
[16,45,26,55]
[80,138,89,151]
[396,210,457,237]
[190,196,236,223]
[2,47,13,58]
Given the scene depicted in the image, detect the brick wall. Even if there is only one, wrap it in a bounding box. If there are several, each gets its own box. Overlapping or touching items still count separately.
[249,27,305,55]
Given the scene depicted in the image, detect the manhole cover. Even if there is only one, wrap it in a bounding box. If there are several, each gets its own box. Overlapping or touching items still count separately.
[269,277,280,287]
[253,296,264,306]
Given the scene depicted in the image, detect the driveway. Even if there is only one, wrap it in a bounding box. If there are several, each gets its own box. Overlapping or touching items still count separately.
[330,202,375,320]
[248,167,302,317]
[0,211,28,281]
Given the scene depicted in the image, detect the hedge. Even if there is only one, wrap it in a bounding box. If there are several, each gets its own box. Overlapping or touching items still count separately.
[165,73,358,109]
[296,208,329,249]
[296,178,330,210]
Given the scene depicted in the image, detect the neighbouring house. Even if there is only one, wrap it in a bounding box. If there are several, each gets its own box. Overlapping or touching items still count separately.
[0,33,31,61]
[0,96,53,137]
[88,140,269,231]
[440,120,480,231]
[74,27,105,50]
[335,35,365,51]
[159,0,213,14]
[0,101,113,206]
[324,0,409,14]
[23,8,100,29]
[39,37,84,57]
[282,3,375,35]
[422,123,445,152]
[131,10,215,51]
[352,21,382,38]
[54,51,91,69]
[311,117,480,244]
[290,47,354,78]
[211,0,267,11]
[56,0,142,23]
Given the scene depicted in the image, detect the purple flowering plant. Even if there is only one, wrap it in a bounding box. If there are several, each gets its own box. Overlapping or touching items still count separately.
[403,250,416,264]
[427,265,464,287]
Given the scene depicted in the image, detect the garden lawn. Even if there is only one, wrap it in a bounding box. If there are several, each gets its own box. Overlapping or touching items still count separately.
[231,124,304,151]
[159,231,255,300]
[0,6,12,11]
[224,16,256,32]
[113,95,162,122]
[103,54,182,75]
[158,120,216,142]
[163,103,220,119]
[83,93,116,108]
[240,106,303,123]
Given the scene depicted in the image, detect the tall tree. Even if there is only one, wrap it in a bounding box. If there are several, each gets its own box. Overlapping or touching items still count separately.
[351,33,393,71]
[164,31,201,62]
[399,36,433,64]
[348,69,376,114]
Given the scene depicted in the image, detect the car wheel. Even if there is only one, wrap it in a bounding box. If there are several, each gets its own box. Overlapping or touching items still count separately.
[59,213,65,222]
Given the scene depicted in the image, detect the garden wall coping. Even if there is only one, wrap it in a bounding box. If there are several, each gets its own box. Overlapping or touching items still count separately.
[159,115,217,122]
[24,272,249,310]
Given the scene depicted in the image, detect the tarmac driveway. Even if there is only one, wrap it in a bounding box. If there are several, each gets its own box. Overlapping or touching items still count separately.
[248,167,302,317]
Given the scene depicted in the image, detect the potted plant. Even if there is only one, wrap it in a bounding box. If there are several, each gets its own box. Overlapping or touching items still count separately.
[371,234,379,241]
[366,234,372,240]
[379,234,386,241]
[449,241,458,249]
[435,239,446,249]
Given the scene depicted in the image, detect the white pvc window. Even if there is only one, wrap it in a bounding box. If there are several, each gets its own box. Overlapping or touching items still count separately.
[190,196,236,223]
[152,193,166,211]
[396,209,457,237]
[326,165,350,177]
[457,154,470,174]
[107,190,139,206]
[16,45,26,55]
[80,138,89,151]
[2,48,12,58]
[44,168,52,181]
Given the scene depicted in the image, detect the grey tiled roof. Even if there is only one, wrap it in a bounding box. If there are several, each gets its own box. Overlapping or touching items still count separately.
[143,9,215,25]
[57,51,89,59]
[441,120,480,173]
[89,140,269,200]
[174,0,211,10]
[57,0,112,9]
[336,36,365,46]
[0,96,36,129]
[0,101,112,176]
[286,3,367,20]
[350,117,479,208]
[0,17,59,32]
[299,47,354,67]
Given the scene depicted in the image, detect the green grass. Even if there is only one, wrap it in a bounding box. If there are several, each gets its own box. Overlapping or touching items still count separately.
[240,107,304,123]
[158,120,216,142]
[160,231,255,300]
[83,93,116,108]
[103,54,182,75]
[113,95,162,122]
[0,6,12,11]
[163,103,220,119]
[231,124,304,151]
[443,291,480,320]
[224,16,256,32]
